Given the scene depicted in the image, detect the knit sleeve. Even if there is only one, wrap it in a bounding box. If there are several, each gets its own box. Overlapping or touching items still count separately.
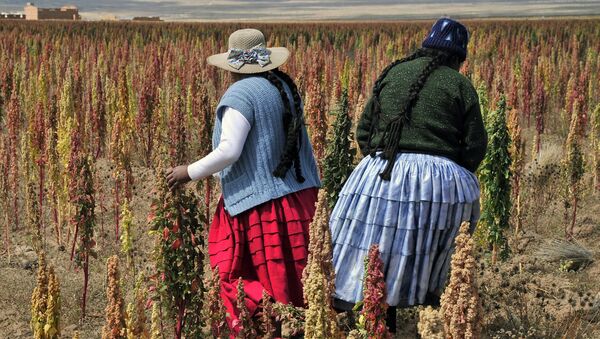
[459,90,488,172]
[216,80,255,126]
[356,96,375,156]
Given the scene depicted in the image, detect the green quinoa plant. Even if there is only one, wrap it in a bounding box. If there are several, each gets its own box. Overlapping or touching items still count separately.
[148,163,205,339]
[479,96,512,263]
[322,88,356,209]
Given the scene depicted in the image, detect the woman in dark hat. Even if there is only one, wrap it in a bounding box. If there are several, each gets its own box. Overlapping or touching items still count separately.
[329,18,487,331]
[166,28,321,334]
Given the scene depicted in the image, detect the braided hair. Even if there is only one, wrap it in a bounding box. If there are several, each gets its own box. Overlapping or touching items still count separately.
[263,68,306,183]
[366,48,463,180]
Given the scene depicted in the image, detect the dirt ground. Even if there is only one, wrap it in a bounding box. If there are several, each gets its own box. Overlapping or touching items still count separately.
[1,147,599,338]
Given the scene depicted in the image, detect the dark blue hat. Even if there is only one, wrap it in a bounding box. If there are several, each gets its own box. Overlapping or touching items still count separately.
[422,18,469,61]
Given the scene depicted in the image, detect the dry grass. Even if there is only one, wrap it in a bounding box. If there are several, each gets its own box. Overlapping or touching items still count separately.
[537,239,594,270]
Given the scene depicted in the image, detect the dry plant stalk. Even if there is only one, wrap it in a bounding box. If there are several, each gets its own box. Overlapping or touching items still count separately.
[440,221,482,339]
[102,255,127,339]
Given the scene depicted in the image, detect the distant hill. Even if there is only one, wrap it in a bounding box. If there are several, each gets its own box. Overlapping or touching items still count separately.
[1,0,599,21]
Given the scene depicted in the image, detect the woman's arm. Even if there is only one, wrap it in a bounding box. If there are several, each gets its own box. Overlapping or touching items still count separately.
[166,107,250,189]
[356,96,375,156]
[187,107,251,180]
[460,96,487,172]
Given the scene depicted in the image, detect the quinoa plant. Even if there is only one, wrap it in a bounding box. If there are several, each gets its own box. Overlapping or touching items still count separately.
[202,266,229,338]
[26,181,43,252]
[31,251,49,339]
[149,302,162,339]
[69,154,96,318]
[479,96,512,263]
[272,302,306,337]
[119,200,135,273]
[30,98,47,235]
[30,250,61,339]
[562,104,585,239]
[235,278,257,338]
[46,93,62,245]
[0,138,9,256]
[136,50,160,166]
[322,88,356,209]
[126,274,149,339]
[148,165,205,339]
[6,81,21,231]
[351,244,391,339]
[102,255,127,339]
[110,67,135,241]
[259,290,276,339]
[417,307,444,339]
[192,83,215,220]
[304,58,328,168]
[440,222,483,339]
[302,190,342,339]
[590,103,600,192]
[57,65,75,233]
[507,106,525,234]
[44,266,60,339]
[532,75,546,155]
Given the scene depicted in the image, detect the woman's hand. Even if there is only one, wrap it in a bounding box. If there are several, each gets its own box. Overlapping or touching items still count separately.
[165,166,191,190]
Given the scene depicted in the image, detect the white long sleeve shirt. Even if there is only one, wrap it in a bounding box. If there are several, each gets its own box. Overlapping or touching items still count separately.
[187,107,251,181]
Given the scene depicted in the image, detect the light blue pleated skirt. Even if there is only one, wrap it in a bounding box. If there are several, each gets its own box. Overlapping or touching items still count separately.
[330,153,480,307]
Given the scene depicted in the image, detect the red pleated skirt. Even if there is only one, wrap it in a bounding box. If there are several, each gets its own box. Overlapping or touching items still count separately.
[208,188,318,333]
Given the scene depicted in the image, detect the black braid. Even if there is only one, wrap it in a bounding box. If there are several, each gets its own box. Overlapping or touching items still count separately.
[272,69,306,183]
[369,48,456,180]
[264,69,305,183]
[366,49,428,156]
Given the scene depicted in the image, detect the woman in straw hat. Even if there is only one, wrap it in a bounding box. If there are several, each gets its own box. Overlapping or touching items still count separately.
[166,29,321,333]
[329,18,487,331]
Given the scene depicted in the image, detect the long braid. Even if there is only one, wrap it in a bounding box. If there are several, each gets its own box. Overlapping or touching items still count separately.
[264,69,305,183]
[367,49,427,156]
[373,48,453,180]
[272,69,306,183]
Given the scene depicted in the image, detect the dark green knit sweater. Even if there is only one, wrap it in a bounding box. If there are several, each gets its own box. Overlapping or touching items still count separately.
[357,57,487,172]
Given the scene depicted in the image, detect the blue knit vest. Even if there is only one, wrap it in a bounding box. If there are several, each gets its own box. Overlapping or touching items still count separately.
[213,76,321,216]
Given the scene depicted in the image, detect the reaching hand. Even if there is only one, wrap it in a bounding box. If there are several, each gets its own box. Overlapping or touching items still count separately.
[165,165,191,191]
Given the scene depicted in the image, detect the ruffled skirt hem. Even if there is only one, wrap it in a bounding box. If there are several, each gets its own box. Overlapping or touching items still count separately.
[330,153,480,307]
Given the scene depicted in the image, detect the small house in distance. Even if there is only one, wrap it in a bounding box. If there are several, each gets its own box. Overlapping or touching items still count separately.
[132,16,163,22]
[24,2,81,20]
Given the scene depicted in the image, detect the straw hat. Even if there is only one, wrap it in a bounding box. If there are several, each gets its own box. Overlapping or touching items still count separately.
[207,28,290,74]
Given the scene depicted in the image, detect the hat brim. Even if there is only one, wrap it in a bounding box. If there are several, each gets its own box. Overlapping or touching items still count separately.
[207,47,290,74]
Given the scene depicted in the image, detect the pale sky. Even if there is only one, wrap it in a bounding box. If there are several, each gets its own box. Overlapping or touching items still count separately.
[1,0,600,20]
